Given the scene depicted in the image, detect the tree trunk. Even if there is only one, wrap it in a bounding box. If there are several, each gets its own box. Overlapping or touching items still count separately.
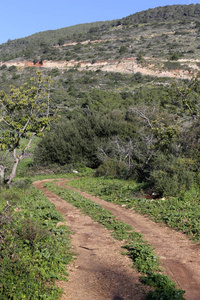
[0,165,6,184]
[7,157,20,185]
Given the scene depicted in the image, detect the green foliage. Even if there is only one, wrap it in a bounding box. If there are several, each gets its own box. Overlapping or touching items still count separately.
[44,181,185,298]
[8,65,17,72]
[141,273,176,288]
[67,177,200,242]
[137,51,144,63]
[45,182,160,270]
[58,38,65,46]
[34,117,99,168]
[1,4,200,63]
[0,14,200,194]
[169,52,180,61]
[0,186,72,299]
[123,242,159,273]
[120,4,200,25]
[147,287,185,300]
[140,273,185,299]
[0,71,56,184]
[95,158,130,179]
[164,61,181,70]
[0,64,7,70]
[141,273,185,300]
[119,45,127,55]
[32,71,200,197]
[150,154,196,196]
[152,118,180,153]
[0,71,53,150]
[34,109,137,169]
[48,68,60,77]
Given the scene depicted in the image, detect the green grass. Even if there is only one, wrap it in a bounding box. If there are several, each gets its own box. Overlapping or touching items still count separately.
[0,185,73,299]
[67,177,200,242]
[44,181,185,299]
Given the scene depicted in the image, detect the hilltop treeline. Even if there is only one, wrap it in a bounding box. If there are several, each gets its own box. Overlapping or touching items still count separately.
[120,4,200,25]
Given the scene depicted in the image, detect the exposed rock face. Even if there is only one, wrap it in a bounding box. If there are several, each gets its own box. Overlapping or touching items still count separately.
[0,57,199,79]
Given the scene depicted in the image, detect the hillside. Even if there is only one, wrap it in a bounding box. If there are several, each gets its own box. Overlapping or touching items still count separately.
[0,3,200,68]
[0,4,200,84]
[1,5,200,300]
[1,3,200,194]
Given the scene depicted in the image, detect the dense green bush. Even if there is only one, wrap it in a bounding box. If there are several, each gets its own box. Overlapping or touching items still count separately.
[150,154,196,196]
[34,109,138,170]
[95,158,130,179]
[34,117,100,168]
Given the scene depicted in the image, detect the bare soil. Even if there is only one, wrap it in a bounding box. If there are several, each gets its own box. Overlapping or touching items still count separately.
[34,179,149,300]
[2,56,199,79]
[33,179,200,300]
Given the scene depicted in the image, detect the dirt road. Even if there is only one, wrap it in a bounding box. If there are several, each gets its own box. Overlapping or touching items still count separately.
[34,179,200,300]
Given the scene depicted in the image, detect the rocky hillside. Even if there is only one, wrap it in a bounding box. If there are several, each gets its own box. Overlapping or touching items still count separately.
[0,3,200,88]
[0,4,200,72]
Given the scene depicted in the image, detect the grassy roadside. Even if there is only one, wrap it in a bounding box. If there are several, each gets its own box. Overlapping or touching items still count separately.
[67,177,200,243]
[0,185,73,299]
[45,181,185,300]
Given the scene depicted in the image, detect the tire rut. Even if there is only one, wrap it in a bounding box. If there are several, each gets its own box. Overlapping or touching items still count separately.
[54,179,200,300]
[33,179,149,300]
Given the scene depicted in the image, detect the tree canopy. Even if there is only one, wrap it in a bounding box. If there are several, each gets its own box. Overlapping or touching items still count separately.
[0,71,56,184]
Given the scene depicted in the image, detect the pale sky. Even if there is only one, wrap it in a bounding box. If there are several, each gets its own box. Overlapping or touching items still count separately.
[1,0,199,44]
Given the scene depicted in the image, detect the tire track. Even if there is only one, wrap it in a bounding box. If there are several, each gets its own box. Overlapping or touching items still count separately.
[55,179,200,300]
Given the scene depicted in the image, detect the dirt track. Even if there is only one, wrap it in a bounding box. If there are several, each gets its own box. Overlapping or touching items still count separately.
[33,179,200,300]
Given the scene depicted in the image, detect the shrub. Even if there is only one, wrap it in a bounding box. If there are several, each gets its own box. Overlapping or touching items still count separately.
[137,51,144,63]
[169,52,180,61]
[95,159,130,179]
[48,68,60,76]
[164,61,181,70]
[8,65,17,72]
[150,154,196,196]
[0,64,7,70]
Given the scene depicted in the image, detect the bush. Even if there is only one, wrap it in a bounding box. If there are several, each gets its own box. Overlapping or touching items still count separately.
[0,64,7,70]
[164,61,181,70]
[150,154,196,196]
[95,159,130,179]
[48,68,60,77]
[169,52,180,61]
[8,65,17,72]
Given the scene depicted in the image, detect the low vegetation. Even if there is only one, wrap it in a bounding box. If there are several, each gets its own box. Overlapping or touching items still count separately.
[67,177,200,242]
[32,73,200,199]
[45,181,185,299]
[0,185,72,299]
[1,4,200,64]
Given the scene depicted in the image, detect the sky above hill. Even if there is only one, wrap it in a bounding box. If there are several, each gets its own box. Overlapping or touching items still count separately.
[1,0,200,44]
